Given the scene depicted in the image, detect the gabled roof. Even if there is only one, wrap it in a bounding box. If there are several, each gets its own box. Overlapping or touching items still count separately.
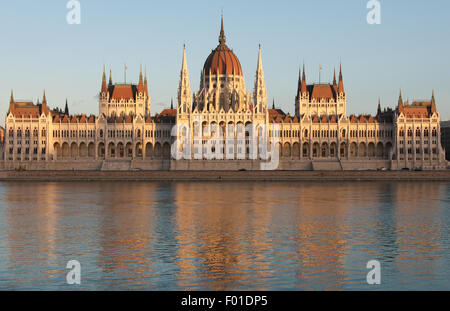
[110,84,137,101]
[9,101,50,118]
[308,84,336,100]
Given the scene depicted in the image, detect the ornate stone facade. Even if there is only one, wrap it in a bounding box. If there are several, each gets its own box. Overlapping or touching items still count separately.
[1,18,447,171]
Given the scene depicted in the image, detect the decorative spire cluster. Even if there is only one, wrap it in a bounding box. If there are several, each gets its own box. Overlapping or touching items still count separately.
[296,63,344,96]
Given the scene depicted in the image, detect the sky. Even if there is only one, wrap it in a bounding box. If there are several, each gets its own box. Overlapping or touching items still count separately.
[1,0,450,126]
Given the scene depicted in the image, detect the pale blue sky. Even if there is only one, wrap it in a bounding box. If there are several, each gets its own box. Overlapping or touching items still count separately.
[1,0,449,125]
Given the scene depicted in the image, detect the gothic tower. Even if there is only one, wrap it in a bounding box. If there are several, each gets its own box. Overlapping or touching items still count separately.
[253,45,267,115]
[177,45,192,115]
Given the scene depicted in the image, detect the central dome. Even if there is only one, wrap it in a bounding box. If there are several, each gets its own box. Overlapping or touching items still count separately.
[203,17,243,76]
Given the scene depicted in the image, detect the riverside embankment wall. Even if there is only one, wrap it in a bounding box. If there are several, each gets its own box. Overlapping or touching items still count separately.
[1,170,450,182]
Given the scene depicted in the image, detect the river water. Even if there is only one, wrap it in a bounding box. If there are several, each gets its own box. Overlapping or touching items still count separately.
[0,181,449,290]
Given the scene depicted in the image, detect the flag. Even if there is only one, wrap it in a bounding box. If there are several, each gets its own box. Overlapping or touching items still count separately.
[320,65,323,70]
[124,64,128,70]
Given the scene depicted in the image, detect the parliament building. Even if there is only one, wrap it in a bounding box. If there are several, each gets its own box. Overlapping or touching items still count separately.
[1,18,447,171]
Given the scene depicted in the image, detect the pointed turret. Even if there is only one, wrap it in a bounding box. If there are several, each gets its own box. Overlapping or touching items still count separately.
[296,65,302,98]
[333,68,337,88]
[101,65,107,94]
[398,89,403,107]
[181,45,188,72]
[301,63,307,93]
[64,99,69,115]
[253,45,267,114]
[431,90,437,113]
[10,90,14,104]
[338,63,344,93]
[171,98,174,110]
[272,99,275,110]
[377,98,381,116]
[109,69,113,86]
[42,90,47,105]
[137,65,144,94]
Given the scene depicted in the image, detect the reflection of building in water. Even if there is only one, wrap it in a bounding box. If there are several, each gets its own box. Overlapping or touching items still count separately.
[289,183,351,289]
[95,182,159,286]
[4,183,60,279]
[390,182,445,279]
[174,182,274,290]
[3,17,447,171]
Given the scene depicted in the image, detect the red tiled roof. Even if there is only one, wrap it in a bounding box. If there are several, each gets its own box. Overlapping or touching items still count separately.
[400,101,433,118]
[159,109,177,117]
[310,84,335,100]
[8,101,50,118]
[111,84,135,100]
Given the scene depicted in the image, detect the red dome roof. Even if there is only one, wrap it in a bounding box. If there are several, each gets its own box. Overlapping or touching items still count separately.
[203,17,242,76]
[203,45,242,76]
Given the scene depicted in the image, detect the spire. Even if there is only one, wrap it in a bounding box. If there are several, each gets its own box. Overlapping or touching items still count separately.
[431,90,436,113]
[338,63,344,93]
[253,45,267,113]
[182,44,188,72]
[301,63,307,93]
[296,65,302,97]
[333,68,337,87]
[178,45,192,114]
[256,44,263,73]
[272,98,275,109]
[42,90,47,105]
[170,98,174,110]
[138,64,144,93]
[64,99,69,115]
[10,90,14,104]
[398,89,403,108]
[377,98,381,115]
[109,69,113,86]
[219,14,226,45]
[144,67,148,95]
[101,65,107,93]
